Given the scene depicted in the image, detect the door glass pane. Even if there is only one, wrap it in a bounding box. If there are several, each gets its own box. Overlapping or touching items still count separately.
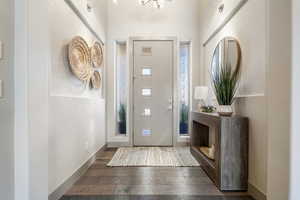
[144,108,151,116]
[142,88,152,96]
[141,47,152,56]
[142,129,152,136]
[116,42,127,135]
[179,42,190,135]
[142,68,152,76]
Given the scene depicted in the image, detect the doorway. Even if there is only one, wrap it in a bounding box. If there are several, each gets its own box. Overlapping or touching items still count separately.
[132,40,174,146]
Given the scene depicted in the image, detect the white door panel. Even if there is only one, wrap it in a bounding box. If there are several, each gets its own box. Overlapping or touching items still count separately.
[133,41,173,146]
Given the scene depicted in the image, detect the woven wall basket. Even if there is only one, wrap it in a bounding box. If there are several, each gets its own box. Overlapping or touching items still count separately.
[68,36,94,82]
[90,41,103,68]
[91,70,101,89]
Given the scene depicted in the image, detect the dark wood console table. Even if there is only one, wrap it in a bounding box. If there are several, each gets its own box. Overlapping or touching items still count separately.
[190,111,249,191]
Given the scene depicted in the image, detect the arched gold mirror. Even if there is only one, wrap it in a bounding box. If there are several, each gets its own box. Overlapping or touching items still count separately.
[211,37,241,80]
[210,37,242,115]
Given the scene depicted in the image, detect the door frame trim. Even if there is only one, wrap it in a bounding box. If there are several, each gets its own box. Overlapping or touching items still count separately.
[128,36,178,147]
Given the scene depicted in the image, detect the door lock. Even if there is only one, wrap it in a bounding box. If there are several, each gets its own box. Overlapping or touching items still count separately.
[168,98,173,110]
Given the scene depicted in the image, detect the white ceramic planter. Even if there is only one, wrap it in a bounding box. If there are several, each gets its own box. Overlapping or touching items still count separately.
[217,105,233,116]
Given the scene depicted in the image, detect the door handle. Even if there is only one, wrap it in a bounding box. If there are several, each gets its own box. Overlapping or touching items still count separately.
[168,98,173,110]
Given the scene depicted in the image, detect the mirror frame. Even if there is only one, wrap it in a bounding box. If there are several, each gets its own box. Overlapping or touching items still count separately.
[211,37,242,79]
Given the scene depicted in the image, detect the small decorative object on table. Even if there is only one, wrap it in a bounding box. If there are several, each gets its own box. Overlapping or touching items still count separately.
[194,86,216,113]
[194,86,208,112]
[200,106,216,113]
[211,37,242,116]
[199,145,215,160]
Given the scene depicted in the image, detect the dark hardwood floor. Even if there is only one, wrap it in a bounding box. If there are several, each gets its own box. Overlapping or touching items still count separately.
[60,148,254,200]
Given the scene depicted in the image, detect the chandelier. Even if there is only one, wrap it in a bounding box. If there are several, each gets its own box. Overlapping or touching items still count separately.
[139,0,171,9]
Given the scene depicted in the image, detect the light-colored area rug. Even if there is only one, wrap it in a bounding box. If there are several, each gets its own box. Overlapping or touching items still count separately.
[107,147,200,167]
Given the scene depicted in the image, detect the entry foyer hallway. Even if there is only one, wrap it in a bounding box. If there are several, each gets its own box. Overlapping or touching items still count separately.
[1,0,299,200]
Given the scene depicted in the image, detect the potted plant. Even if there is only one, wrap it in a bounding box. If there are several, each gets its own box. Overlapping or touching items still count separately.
[180,104,189,134]
[118,103,126,134]
[211,63,240,116]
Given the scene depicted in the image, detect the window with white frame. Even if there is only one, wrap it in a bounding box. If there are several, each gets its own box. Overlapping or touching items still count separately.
[179,42,191,135]
[116,41,127,135]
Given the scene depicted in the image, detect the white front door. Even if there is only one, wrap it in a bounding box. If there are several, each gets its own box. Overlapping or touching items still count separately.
[133,40,173,146]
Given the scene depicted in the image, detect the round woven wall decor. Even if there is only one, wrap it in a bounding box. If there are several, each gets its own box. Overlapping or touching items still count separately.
[91,71,101,89]
[68,36,93,82]
[90,41,104,68]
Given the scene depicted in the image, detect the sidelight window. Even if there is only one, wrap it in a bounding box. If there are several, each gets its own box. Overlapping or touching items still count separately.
[116,41,127,135]
[179,42,191,135]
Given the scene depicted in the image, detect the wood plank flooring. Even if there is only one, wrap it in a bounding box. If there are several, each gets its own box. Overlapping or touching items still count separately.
[60,148,254,200]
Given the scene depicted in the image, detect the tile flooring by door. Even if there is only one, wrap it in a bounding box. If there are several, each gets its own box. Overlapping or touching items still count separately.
[60,148,254,200]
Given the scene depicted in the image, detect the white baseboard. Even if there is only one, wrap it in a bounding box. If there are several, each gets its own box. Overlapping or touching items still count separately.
[248,183,267,200]
[107,141,131,147]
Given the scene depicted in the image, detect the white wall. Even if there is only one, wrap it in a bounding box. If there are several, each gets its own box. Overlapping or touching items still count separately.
[201,0,266,96]
[106,0,201,144]
[13,0,107,198]
[48,0,107,194]
[199,0,268,196]
[290,0,300,199]
[266,0,291,200]
[14,0,51,199]
[0,0,15,199]
[14,0,29,197]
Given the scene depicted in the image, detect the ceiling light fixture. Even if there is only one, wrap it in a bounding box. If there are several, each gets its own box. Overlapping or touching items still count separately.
[218,4,224,13]
[139,0,171,9]
[87,0,93,12]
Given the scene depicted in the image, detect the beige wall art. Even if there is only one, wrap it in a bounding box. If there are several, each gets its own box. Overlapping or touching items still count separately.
[68,36,103,89]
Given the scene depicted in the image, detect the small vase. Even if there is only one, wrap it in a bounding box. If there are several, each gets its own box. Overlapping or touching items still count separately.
[217,105,233,116]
